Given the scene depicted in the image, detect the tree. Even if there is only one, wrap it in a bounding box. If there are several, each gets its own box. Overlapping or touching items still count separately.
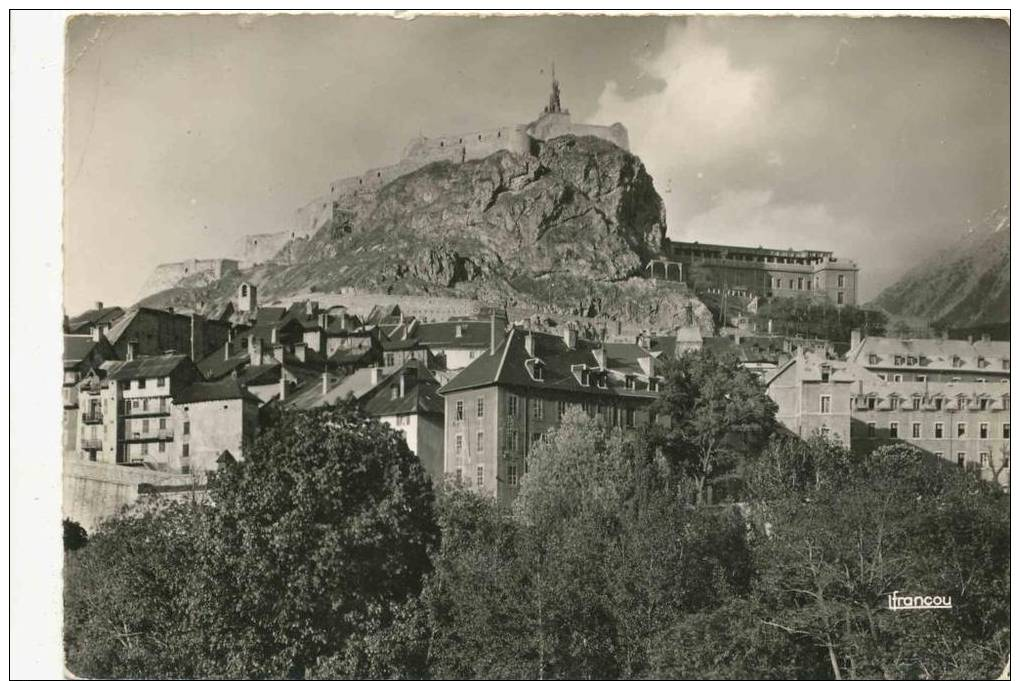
[654,351,778,504]
[192,401,440,678]
[63,497,208,679]
[62,518,88,552]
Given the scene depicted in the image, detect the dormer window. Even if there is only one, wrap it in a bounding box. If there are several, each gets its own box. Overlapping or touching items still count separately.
[820,365,831,383]
[952,356,963,368]
[894,355,904,366]
[571,364,590,387]
[868,354,879,365]
[525,358,545,382]
[977,356,988,369]
[625,375,635,390]
[906,356,917,366]
[596,373,608,389]
[649,379,660,393]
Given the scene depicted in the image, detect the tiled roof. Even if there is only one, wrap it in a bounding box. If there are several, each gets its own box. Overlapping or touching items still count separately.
[64,335,100,365]
[175,377,259,404]
[360,360,444,417]
[287,365,400,410]
[67,305,125,332]
[105,354,193,381]
[847,336,1010,374]
[439,329,661,398]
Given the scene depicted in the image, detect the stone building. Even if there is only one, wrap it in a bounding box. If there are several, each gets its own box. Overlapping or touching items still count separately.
[845,331,1010,384]
[664,239,859,306]
[766,344,1011,488]
[63,331,117,454]
[437,325,663,506]
[102,306,233,362]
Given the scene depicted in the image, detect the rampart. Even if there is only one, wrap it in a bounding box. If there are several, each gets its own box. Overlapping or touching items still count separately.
[62,457,205,532]
[138,258,239,299]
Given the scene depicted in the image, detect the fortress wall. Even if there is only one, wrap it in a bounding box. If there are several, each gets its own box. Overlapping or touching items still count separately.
[402,125,531,164]
[293,193,336,235]
[241,231,297,268]
[138,258,240,299]
[527,112,630,151]
[62,457,202,532]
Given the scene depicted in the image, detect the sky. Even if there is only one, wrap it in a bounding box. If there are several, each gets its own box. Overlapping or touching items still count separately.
[63,13,1009,314]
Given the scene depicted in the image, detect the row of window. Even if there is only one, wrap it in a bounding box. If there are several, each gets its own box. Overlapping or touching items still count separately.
[121,377,167,390]
[850,394,1009,412]
[869,355,1009,371]
[122,396,170,415]
[864,421,1009,440]
[875,373,1009,384]
[453,395,640,423]
[767,274,846,290]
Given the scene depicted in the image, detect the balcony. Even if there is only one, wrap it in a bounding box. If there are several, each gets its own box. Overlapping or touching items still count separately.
[81,438,103,450]
[122,429,174,442]
[82,411,104,425]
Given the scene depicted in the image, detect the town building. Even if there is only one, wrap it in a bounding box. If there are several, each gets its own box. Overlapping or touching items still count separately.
[285,360,445,481]
[664,239,859,306]
[65,301,125,336]
[101,306,233,362]
[75,354,258,474]
[63,331,117,454]
[437,325,664,505]
[766,344,1010,488]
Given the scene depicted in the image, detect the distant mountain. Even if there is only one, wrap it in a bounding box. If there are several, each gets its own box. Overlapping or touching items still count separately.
[140,135,715,333]
[873,206,1009,329]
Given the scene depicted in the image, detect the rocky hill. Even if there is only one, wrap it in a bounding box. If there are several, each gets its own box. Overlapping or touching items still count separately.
[140,135,714,334]
[873,206,1009,329]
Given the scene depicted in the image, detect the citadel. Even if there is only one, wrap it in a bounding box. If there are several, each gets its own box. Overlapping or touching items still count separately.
[142,69,629,295]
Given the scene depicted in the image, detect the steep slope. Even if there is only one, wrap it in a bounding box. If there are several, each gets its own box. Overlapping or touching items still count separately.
[873,206,1009,328]
[140,135,714,333]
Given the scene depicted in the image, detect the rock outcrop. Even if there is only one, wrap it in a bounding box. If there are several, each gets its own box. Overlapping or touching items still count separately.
[140,135,712,333]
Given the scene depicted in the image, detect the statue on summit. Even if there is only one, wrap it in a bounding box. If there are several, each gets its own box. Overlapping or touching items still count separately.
[544,62,564,114]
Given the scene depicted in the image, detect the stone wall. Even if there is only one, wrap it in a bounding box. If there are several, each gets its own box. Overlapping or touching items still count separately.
[138,259,239,299]
[62,457,203,532]
[526,112,629,150]
[274,290,481,321]
[240,231,301,268]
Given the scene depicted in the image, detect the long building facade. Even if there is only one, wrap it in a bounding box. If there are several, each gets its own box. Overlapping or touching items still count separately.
[664,239,859,306]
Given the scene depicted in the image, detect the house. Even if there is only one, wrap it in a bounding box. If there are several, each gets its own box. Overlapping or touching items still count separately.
[172,378,260,474]
[66,301,125,335]
[437,325,664,505]
[284,359,445,480]
[63,331,117,454]
[380,314,508,370]
[101,306,233,361]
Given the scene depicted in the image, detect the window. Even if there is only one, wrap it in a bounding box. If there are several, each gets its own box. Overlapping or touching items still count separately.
[837,274,845,288]
[957,452,965,468]
[889,422,899,438]
[890,397,899,410]
[797,277,804,290]
[158,441,166,453]
[477,398,485,418]
[533,399,544,420]
[979,398,989,410]
[558,401,567,420]
[894,355,904,366]
[893,374,902,383]
[837,292,845,305]
[137,378,146,389]
[455,434,463,457]
[820,425,830,438]
[159,397,167,412]
[455,468,462,482]
[157,377,165,387]
[1003,423,1010,439]
[917,375,927,383]
[182,443,189,458]
[476,431,484,453]
[476,465,484,487]
[820,395,831,414]
[141,442,149,455]
[877,374,887,381]
[391,384,399,401]
[980,423,989,439]
[912,422,921,439]
[533,363,544,381]
[867,397,876,410]
[934,398,943,410]
[625,375,635,390]
[142,419,150,433]
[531,432,542,448]
[1004,451,1011,468]
[980,451,990,467]
[869,354,880,365]
[385,353,395,367]
[508,395,518,417]
[820,366,830,383]
[912,397,921,410]
[183,421,190,435]
[952,356,963,368]
[625,408,635,428]
[867,422,876,438]
[505,429,518,451]
[934,423,943,439]
[455,400,464,421]
[508,464,519,486]
[957,423,966,438]
[1003,359,1010,371]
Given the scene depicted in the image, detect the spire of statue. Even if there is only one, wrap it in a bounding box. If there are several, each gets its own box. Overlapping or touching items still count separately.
[545,60,563,114]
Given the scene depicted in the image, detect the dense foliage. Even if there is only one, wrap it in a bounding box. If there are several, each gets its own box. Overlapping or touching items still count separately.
[65,355,1009,679]
[754,297,887,345]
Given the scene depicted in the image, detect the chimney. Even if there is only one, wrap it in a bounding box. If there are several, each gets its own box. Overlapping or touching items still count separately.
[524,332,535,356]
[455,324,464,338]
[271,327,279,345]
[339,311,348,331]
[490,311,498,355]
[273,344,285,364]
[371,367,384,385]
[248,336,263,366]
[294,343,307,362]
[767,319,774,335]
[593,346,606,369]
[91,325,103,343]
[95,301,103,310]
[734,334,741,346]
[850,328,862,350]
[321,371,330,395]
[224,341,231,360]
[126,340,139,361]
[306,300,318,317]
[564,325,577,350]
[638,354,655,377]
[278,372,287,401]
[399,372,406,398]
[319,312,329,330]
[189,313,205,361]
